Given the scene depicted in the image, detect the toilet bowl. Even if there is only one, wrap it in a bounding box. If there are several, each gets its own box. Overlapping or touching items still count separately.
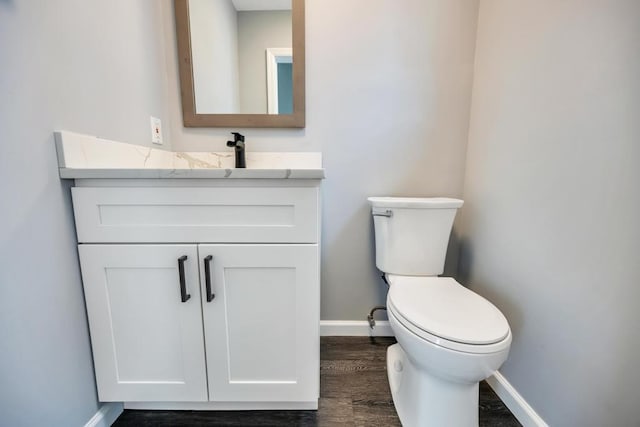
[368,197,512,427]
[386,274,511,427]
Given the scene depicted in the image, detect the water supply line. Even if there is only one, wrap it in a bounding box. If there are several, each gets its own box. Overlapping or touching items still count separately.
[367,273,391,329]
[367,306,387,329]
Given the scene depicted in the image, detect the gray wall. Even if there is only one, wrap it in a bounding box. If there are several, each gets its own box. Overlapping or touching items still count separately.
[164,0,480,320]
[0,1,171,426]
[459,0,640,425]
[237,10,292,113]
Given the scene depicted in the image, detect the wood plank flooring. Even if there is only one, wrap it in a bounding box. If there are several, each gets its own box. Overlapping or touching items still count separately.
[112,336,521,426]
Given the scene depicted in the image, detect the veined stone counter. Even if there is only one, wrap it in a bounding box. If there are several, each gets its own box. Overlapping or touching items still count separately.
[55,131,324,179]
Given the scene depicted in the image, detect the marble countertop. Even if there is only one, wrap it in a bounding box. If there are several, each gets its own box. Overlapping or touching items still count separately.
[55,131,325,179]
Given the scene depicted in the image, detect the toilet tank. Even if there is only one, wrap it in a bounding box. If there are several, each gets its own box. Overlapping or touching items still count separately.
[368,197,464,276]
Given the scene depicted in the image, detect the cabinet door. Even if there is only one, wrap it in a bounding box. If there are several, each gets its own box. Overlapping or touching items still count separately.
[79,244,207,402]
[200,244,319,402]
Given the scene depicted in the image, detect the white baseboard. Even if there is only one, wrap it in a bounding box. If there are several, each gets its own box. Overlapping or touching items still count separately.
[320,320,394,337]
[487,371,548,427]
[84,402,123,427]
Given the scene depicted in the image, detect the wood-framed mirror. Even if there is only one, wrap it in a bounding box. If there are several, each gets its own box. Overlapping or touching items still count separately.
[174,0,305,128]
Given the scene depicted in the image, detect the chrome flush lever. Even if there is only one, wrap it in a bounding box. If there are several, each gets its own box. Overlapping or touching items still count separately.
[372,209,393,218]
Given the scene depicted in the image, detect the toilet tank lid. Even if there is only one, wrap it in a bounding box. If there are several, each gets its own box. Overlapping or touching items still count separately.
[368,197,463,209]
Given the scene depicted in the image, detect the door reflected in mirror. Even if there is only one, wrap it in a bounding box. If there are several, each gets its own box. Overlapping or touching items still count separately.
[266,48,293,114]
[175,0,305,128]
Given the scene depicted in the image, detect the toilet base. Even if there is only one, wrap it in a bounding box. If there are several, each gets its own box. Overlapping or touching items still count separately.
[387,343,479,427]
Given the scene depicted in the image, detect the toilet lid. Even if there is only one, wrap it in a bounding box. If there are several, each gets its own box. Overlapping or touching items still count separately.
[387,276,510,345]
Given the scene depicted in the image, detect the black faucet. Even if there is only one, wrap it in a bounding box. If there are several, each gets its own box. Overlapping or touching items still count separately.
[226,132,246,168]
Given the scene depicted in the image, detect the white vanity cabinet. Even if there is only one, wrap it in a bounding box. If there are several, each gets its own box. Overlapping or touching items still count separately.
[71,182,321,410]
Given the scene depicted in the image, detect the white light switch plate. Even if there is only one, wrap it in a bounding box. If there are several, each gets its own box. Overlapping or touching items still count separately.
[150,116,163,145]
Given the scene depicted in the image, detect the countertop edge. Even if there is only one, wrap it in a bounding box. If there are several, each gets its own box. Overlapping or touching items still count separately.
[59,168,326,180]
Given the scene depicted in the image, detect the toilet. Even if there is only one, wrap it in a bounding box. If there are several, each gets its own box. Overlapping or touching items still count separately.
[368,197,512,427]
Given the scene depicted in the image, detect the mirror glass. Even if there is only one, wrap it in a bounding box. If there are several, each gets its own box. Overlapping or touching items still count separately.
[175,0,305,128]
[190,0,292,114]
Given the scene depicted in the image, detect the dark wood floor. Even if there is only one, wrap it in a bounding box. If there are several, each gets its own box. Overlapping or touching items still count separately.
[113,337,521,426]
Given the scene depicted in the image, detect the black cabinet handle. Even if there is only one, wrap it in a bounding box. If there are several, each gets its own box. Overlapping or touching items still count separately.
[204,255,215,302]
[178,255,191,303]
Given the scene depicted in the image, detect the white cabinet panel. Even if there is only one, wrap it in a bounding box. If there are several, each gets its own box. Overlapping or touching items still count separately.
[226,267,297,381]
[79,245,207,402]
[71,187,318,243]
[199,244,319,402]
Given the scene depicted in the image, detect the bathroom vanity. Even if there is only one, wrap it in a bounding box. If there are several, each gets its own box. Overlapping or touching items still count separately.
[56,131,324,410]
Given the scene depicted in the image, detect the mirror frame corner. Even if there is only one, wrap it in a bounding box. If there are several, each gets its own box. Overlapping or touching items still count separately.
[174,0,306,128]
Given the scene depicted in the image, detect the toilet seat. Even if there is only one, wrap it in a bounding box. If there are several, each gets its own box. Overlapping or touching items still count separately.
[387,275,511,354]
